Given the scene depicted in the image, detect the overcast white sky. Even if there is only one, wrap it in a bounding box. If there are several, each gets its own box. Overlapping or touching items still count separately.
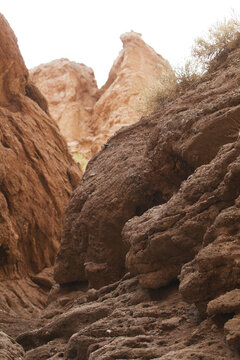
[1,0,240,87]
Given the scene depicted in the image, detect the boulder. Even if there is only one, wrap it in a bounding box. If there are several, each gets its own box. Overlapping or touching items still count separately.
[224,315,240,348]
[207,289,240,316]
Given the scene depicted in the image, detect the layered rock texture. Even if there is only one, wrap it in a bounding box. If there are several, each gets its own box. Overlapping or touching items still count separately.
[31,32,172,158]
[0,331,24,359]
[0,14,81,314]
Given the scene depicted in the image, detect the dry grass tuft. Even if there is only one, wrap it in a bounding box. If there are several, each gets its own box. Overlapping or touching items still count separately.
[175,60,201,93]
[135,71,177,116]
[192,17,240,71]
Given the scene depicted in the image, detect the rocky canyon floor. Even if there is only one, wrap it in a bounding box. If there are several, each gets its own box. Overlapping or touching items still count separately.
[1,274,240,360]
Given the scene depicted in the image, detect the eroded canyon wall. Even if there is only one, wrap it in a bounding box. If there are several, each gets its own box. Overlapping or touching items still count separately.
[0,14,81,313]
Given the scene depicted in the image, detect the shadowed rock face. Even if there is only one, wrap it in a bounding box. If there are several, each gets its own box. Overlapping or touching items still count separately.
[54,39,240,289]
[0,14,81,313]
[178,141,240,313]
[125,140,240,289]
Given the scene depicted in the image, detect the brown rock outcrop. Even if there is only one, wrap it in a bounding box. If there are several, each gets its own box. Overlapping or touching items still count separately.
[125,140,240,290]
[0,14,81,313]
[54,39,240,289]
[207,290,240,316]
[30,59,99,156]
[224,315,240,348]
[179,196,240,314]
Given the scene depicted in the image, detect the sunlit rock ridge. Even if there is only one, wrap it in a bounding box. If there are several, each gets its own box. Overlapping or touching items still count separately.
[30,31,172,159]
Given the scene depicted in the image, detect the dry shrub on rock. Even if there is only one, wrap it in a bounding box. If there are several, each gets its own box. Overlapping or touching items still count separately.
[192,16,240,71]
[137,16,240,116]
[136,70,177,116]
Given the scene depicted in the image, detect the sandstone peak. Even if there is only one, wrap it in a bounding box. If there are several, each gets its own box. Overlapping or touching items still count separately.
[89,30,173,156]
[120,30,143,45]
[31,31,172,160]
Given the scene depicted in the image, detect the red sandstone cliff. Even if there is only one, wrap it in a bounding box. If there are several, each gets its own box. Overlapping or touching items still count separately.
[0,14,81,314]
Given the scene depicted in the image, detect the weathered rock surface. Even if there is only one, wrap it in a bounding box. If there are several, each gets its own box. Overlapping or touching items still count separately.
[0,14,81,314]
[11,276,238,359]
[55,38,240,289]
[125,140,240,290]
[207,289,240,316]
[224,315,240,348]
[0,331,25,359]
[177,141,240,314]
[31,32,172,159]
[30,59,99,157]
[0,14,28,106]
